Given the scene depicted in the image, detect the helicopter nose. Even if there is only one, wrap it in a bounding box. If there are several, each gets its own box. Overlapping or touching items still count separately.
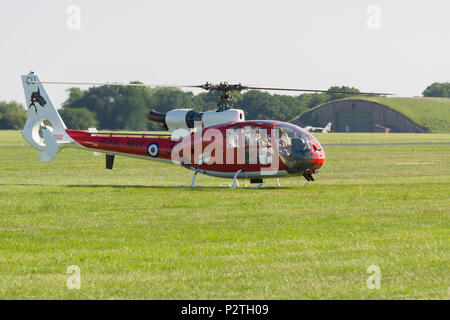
[309,140,325,170]
[281,138,318,174]
[313,148,325,170]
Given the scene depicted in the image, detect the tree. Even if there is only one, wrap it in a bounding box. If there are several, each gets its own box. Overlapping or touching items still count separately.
[61,83,363,130]
[0,101,27,129]
[327,86,360,100]
[59,107,98,130]
[235,90,276,120]
[64,88,84,105]
[62,85,196,130]
[422,82,450,98]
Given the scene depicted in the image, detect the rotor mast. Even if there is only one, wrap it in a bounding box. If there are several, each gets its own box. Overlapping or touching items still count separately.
[198,82,248,111]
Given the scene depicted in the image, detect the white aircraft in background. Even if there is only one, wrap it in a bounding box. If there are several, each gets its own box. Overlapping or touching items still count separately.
[304,122,332,133]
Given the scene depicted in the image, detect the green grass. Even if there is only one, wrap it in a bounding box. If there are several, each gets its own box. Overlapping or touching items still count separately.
[0,131,449,299]
[313,132,450,144]
[293,96,450,133]
[0,130,28,146]
[375,97,450,133]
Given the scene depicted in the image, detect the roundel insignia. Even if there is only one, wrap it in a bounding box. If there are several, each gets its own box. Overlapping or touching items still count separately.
[147,143,159,157]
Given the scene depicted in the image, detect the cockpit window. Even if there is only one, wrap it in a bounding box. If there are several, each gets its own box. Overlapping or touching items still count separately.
[227,125,271,148]
[226,125,274,164]
[273,123,319,145]
[271,122,320,174]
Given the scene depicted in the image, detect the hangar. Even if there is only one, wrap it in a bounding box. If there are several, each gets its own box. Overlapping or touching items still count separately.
[293,98,427,133]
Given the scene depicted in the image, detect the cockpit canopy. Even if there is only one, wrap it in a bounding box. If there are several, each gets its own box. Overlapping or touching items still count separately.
[273,122,320,146]
[224,121,321,173]
[273,123,321,173]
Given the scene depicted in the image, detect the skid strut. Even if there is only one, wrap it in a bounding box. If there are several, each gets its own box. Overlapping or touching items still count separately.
[190,170,201,188]
[231,169,243,189]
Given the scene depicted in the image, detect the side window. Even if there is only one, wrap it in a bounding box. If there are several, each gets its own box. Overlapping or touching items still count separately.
[226,126,240,148]
[227,125,270,148]
[225,125,273,165]
[242,126,259,146]
[256,127,273,165]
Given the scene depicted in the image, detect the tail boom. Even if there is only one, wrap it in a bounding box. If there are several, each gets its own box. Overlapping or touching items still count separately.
[65,130,174,163]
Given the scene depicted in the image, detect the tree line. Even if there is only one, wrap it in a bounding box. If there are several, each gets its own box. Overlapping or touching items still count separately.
[422,82,450,98]
[1,82,449,130]
[54,85,362,130]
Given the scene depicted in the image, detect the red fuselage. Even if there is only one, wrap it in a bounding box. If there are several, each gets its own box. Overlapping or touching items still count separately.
[66,120,325,179]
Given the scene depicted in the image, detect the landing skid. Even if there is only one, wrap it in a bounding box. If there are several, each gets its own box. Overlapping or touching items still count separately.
[175,170,288,189]
[173,169,202,188]
[232,173,281,189]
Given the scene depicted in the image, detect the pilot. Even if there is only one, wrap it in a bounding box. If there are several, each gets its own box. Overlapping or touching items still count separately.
[257,130,271,147]
[227,129,238,148]
[279,131,290,147]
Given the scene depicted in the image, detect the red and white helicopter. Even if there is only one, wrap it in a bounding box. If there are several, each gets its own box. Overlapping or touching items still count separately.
[21,72,388,188]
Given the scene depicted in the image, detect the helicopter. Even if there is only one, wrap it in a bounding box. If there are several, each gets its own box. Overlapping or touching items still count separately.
[21,72,391,188]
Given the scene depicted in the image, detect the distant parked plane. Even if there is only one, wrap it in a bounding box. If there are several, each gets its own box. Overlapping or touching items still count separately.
[304,122,332,133]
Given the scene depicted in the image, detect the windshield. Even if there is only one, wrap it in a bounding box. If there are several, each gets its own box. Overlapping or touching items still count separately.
[273,123,319,146]
[272,122,320,174]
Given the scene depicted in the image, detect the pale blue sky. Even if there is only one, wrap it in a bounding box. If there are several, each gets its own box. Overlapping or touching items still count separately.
[1,0,449,107]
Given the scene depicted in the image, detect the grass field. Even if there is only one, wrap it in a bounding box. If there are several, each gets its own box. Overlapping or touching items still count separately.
[0,131,449,299]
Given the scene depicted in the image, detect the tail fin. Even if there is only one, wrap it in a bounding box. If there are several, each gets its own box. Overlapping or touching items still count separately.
[322,122,332,133]
[21,72,73,162]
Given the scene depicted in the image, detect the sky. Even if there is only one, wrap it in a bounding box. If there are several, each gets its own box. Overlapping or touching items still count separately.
[1,0,449,108]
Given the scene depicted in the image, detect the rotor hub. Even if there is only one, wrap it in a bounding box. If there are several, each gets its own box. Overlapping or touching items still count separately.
[198,82,249,111]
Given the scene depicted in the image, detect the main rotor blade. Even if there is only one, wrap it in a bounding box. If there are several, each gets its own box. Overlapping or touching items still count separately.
[30,80,200,89]
[31,80,394,95]
[245,86,394,96]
